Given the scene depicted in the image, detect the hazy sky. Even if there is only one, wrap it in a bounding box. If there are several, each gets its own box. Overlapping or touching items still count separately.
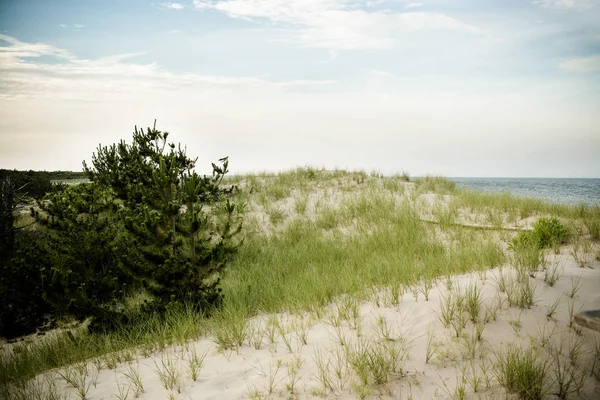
[1,0,599,177]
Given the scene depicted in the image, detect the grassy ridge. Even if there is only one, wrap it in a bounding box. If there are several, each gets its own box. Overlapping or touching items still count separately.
[221,192,503,317]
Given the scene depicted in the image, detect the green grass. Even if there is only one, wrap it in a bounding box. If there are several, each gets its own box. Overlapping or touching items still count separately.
[493,344,550,400]
[220,193,504,318]
[510,217,570,253]
[0,304,206,394]
[452,188,586,220]
[2,167,599,395]
[585,214,600,240]
[415,175,456,194]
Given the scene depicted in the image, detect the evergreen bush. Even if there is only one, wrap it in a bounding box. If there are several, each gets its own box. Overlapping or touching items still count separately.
[0,121,242,338]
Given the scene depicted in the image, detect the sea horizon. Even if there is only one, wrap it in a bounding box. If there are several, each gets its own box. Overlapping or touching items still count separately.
[449,177,600,206]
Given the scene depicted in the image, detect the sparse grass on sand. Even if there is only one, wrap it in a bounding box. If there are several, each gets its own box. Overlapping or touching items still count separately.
[2,168,600,399]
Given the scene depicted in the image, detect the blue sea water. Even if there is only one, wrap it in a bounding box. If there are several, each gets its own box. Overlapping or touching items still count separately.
[450,178,600,207]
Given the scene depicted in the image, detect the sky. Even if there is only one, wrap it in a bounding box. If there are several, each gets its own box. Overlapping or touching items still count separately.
[0,0,599,177]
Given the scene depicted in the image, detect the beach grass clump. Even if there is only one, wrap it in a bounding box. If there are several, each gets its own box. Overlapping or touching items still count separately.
[392,171,411,182]
[570,236,592,268]
[531,217,570,248]
[464,282,483,323]
[505,277,536,309]
[211,306,248,352]
[513,245,544,279]
[153,352,182,392]
[543,260,562,287]
[186,347,208,381]
[493,343,550,400]
[511,217,569,252]
[548,333,589,399]
[415,176,456,194]
[582,207,600,240]
[347,339,408,389]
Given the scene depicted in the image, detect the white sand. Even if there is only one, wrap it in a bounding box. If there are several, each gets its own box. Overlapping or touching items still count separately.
[21,244,600,400]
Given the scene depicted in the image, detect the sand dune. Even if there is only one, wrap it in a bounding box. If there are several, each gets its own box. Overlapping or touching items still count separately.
[21,245,599,400]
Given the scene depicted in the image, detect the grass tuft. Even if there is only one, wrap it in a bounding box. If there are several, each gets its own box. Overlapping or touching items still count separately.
[493,343,550,400]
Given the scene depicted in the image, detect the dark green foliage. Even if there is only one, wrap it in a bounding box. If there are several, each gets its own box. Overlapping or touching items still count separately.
[510,216,569,251]
[0,230,53,338]
[46,171,87,181]
[0,177,53,338]
[85,121,242,311]
[33,183,138,325]
[532,217,569,248]
[0,121,242,338]
[0,170,54,199]
[0,178,134,338]
[0,177,17,262]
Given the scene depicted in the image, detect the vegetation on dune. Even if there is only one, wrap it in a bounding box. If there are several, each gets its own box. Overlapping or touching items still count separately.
[0,121,241,339]
[493,344,550,400]
[415,175,456,194]
[2,146,600,396]
[83,122,242,316]
[510,216,570,251]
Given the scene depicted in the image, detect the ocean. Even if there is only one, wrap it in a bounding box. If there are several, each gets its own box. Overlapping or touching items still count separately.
[450,178,600,207]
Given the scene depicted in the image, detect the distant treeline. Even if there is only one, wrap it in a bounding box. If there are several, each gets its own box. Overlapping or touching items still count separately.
[0,169,87,181]
[0,169,86,199]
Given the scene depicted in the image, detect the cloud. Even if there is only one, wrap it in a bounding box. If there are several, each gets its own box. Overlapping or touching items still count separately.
[559,54,600,72]
[192,0,487,50]
[318,49,339,63]
[161,2,185,10]
[405,2,424,9]
[532,0,599,10]
[0,34,76,62]
[0,34,333,100]
[58,24,86,29]
[365,0,385,7]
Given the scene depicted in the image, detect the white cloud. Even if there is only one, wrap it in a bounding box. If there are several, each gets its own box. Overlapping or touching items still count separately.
[365,0,385,7]
[161,2,185,10]
[0,34,597,177]
[58,24,86,29]
[559,54,600,72]
[405,2,424,9]
[192,0,487,50]
[532,0,599,10]
[0,34,76,62]
[0,34,333,100]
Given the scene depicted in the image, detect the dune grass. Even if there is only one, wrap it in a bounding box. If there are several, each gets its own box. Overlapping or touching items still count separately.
[0,304,207,394]
[1,167,598,397]
[219,177,507,320]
